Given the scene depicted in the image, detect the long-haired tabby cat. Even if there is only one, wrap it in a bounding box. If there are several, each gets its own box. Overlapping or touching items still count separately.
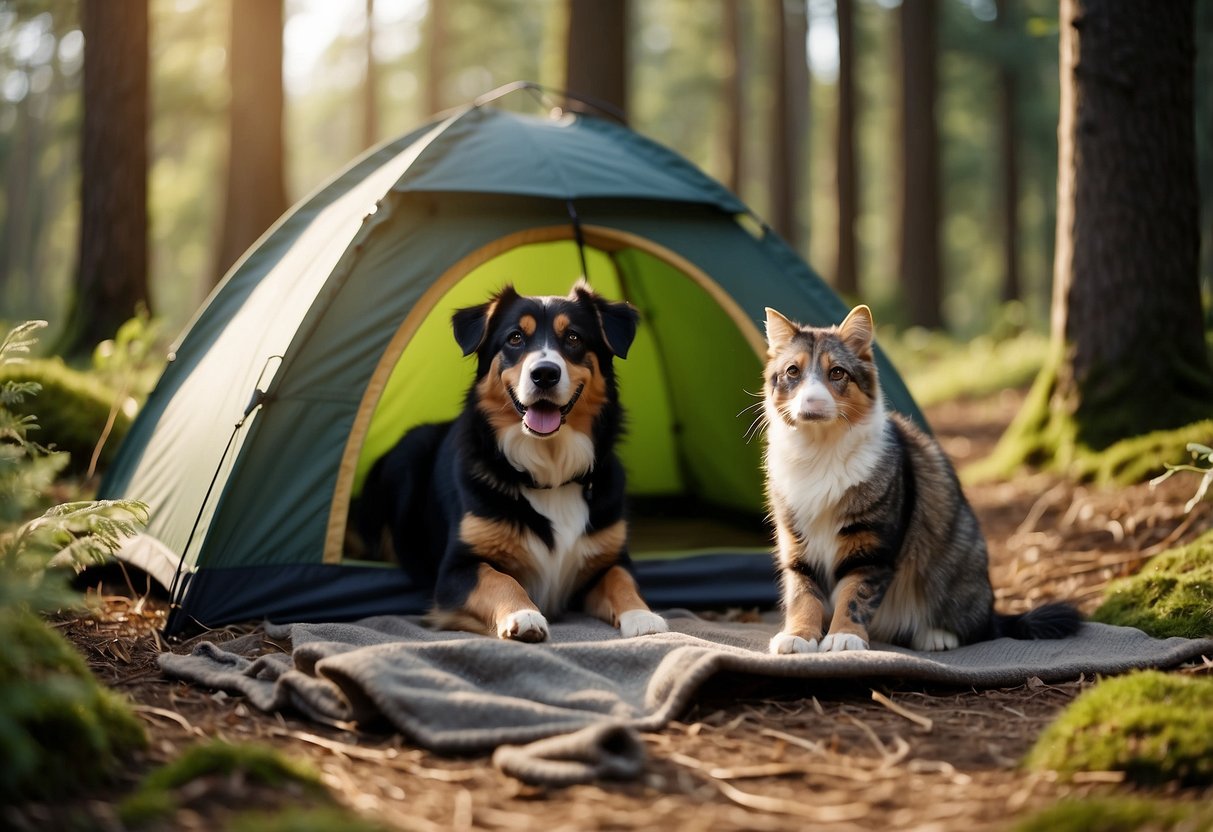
[761,304,1080,654]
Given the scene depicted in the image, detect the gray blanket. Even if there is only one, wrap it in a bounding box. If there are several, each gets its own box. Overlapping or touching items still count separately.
[159,612,1213,785]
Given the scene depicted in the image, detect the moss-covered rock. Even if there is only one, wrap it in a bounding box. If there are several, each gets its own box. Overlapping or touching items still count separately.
[119,741,327,826]
[0,357,133,475]
[1024,670,1213,786]
[1014,797,1213,832]
[0,607,147,802]
[1092,530,1213,639]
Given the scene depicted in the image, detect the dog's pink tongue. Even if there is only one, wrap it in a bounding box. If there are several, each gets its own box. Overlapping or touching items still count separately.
[524,403,562,435]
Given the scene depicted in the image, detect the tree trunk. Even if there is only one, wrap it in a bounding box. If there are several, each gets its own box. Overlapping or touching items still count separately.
[424,0,446,116]
[362,0,379,148]
[897,0,942,329]
[214,0,287,284]
[1049,0,1212,448]
[564,0,627,118]
[996,0,1020,304]
[833,0,858,297]
[722,0,744,194]
[770,0,808,250]
[58,0,150,358]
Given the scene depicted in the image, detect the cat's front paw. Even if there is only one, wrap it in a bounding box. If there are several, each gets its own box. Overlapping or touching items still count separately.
[619,609,668,637]
[819,633,869,652]
[913,628,959,651]
[499,609,549,642]
[770,631,819,654]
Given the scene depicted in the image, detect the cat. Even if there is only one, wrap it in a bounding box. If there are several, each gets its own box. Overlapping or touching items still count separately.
[760,304,1080,653]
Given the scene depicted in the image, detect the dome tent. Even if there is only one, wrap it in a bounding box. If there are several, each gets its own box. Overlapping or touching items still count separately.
[100,84,924,634]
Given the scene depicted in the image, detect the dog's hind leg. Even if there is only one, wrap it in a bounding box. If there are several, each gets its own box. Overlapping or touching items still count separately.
[584,566,668,637]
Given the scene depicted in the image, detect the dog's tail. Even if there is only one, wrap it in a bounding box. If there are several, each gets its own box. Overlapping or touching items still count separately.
[992,602,1082,640]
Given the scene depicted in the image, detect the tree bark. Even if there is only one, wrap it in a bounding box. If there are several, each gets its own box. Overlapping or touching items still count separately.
[897,0,941,329]
[564,0,627,118]
[770,0,808,250]
[213,0,287,284]
[362,0,379,148]
[58,0,150,358]
[722,0,744,194]
[1049,0,1212,448]
[833,0,858,297]
[424,0,446,116]
[996,0,1020,304]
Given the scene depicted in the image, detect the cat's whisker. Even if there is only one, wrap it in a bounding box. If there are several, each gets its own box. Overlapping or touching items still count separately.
[735,400,765,418]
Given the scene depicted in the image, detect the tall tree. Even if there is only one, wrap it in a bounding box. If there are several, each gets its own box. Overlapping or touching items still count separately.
[58,0,150,358]
[770,0,808,250]
[897,0,942,329]
[833,0,858,297]
[424,0,447,116]
[995,0,1020,303]
[362,0,379,148]
[564,0,627,117]
[993,0,1213,467]
[722,0,744,194]
[214,0,287,284]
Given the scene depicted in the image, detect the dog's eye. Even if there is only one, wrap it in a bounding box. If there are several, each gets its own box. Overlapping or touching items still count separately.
[785,365,799,378]
[507,331,524,347]
[565,331,581,345]
[829,366,847,382]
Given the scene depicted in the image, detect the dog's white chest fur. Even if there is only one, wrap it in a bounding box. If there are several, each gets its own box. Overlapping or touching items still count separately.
[504,427,598,614]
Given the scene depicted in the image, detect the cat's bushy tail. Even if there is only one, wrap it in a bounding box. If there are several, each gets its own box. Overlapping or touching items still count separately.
[992,602,1082,640]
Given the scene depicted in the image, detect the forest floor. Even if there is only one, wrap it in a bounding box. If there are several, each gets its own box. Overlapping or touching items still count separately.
[32,389,1213,831]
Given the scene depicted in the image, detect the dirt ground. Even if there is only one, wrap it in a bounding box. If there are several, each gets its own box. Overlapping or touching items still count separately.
[17,389,1213,831]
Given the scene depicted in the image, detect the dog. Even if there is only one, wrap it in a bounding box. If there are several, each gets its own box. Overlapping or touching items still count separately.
[359,281,669,642]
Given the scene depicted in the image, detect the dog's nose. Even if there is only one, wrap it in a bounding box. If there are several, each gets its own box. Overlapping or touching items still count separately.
[531,362,561,390]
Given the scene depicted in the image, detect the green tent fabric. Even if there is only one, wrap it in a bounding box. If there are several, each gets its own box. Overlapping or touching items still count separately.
[100,92,923,634]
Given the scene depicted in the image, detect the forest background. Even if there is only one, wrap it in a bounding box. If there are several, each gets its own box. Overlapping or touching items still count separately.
[4,0,1212,346]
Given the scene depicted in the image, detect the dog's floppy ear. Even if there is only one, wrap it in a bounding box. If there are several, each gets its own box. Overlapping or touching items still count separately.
[451,285,519,356]
[572,279,639,359]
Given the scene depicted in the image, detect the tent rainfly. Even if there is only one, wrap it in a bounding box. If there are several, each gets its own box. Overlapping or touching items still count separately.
[100,85,924,634]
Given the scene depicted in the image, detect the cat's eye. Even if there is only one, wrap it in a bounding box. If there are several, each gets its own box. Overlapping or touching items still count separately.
[829,366,847,382]
[785,365,800,378]
[507,331,524,346]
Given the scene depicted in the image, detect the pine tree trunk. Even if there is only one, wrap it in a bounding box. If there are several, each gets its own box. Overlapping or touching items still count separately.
[425,0,446,116]
[833,0,858,297]
[362,0,379,149]
[1049,0,1212,448]
[58,0,150,358]
[722,0,744,194]
[770,0,808,250]
[996,0,1020,304]
[897,0,941,329]
[564,0,627,118]
[214,0,287,284]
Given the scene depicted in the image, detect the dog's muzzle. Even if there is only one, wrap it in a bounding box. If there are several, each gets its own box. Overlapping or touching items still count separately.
[508,383,585,436]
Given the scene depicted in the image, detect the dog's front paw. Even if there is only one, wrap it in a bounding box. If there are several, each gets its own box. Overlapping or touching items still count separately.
[619,609,668,638]
[499,609,549,642]
[769,631,819,654]
[819,633,869,652]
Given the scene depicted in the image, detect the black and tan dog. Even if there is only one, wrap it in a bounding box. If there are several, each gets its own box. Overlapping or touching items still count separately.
[359,281,669,642]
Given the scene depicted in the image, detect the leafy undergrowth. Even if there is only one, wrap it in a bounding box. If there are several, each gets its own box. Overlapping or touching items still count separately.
[0,607,147,802]
[1092,529,1213,639]
[1024,670,1213,786]
[880,323,1048,408]
[1014,796,1213,832]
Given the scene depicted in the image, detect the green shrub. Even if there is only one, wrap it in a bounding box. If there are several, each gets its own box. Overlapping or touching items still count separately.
[1024,671,1213,786]
[1092,530,1213,639]
[0,607,147,803]
[1014,797,1213,832]
[119,741,327,826]
[0,357,132,475]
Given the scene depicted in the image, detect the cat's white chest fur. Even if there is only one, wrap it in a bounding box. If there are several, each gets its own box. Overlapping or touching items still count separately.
[764,403,887,583]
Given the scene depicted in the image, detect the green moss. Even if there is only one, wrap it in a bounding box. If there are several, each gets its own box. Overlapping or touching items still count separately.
[228,807,393,832]
[0,358,132,475]
[1092,530,1213,639]
[1025,671,1213,786]
[119,741,326,826]
[1014,797,1213,832]
[0,607,147,802]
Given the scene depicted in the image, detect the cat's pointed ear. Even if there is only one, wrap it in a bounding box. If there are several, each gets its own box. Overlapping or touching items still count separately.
[839,304,875,356]
[764,307,799,355]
